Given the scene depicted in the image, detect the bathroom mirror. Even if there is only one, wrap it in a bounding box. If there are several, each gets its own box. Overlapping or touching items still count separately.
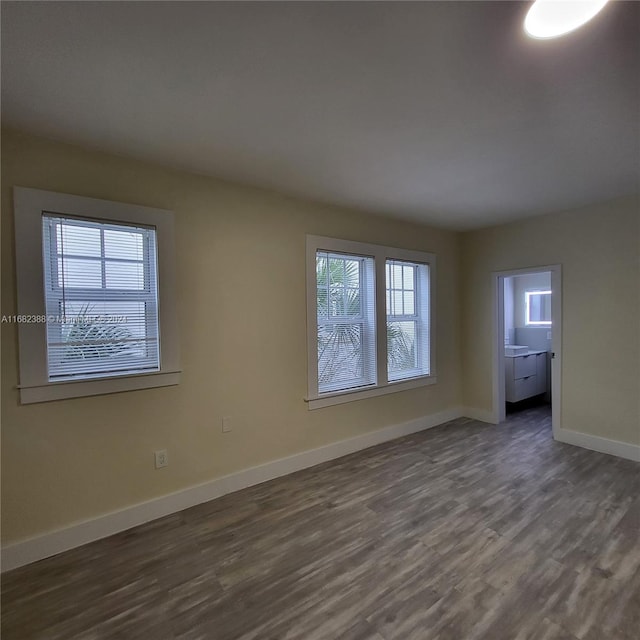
[526,290,551,325]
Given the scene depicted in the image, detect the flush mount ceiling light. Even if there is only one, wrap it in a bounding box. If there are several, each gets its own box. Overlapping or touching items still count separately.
[524,0,610,39]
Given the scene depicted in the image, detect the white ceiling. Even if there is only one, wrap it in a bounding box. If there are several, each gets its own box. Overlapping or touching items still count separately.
[2,1,638,230]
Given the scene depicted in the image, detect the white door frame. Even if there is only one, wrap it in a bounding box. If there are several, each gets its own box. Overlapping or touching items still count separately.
[492,265,562,438]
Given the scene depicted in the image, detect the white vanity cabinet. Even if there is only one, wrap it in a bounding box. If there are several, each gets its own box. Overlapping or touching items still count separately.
[505,351,547,402]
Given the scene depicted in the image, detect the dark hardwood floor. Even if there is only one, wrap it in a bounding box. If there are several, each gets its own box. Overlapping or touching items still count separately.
[2,407,639,640]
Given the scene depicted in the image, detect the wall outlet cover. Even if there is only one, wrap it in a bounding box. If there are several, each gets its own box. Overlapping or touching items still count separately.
[154,449,168,469]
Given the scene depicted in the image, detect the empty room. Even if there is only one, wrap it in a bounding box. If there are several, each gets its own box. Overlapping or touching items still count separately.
[1,2,638,639]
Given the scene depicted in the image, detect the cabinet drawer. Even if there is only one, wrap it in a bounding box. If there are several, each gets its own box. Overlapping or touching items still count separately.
[514,355,536,379]
[511,375,538,402]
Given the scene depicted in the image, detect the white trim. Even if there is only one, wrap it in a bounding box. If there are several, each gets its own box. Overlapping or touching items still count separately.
[12,187,180,403]
[491,273,503,425]
[556,428,640,463]
[306,375,437,410]
[1,406,464,572]
[18,371,181,404]
[492,265,562,437]
[549,266,562,438]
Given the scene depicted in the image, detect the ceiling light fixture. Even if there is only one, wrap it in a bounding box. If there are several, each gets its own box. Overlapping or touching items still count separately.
[524,0,610,39]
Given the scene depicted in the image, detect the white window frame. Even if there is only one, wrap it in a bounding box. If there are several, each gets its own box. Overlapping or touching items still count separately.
[306,235,436,410]
[13,187,181,403]
[525,289,552,326]
[42,215,160,380]
[386,259,430,382]
[316,251,377,394]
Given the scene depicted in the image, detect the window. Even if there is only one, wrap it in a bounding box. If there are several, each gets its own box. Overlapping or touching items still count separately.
[306,236,435,409]
[386,260,430,381]
[12,188,180,403]
[525,290,552,326]
[316,252,376,393]
[42,215,160,381]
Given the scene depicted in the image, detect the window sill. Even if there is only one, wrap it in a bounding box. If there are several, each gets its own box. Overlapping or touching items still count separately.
[18,370,181,404]
[305,375,437,410]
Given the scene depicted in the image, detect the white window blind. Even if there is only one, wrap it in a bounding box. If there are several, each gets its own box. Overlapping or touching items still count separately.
[316,251,376,394]
[42,214,160,381]
[386,259,430,381]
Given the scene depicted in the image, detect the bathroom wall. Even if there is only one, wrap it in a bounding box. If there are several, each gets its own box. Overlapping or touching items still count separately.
[513,272,552,352]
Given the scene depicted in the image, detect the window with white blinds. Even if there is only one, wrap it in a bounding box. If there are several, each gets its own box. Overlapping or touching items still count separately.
[316,251,376,393]
[42,215,160,380]
[13,187,180,404]
[306,236,436,409]
[386,259,430,381]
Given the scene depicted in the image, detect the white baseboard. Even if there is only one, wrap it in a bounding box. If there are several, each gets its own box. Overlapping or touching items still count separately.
[1,406,464,572]
[462,407,498,424]
[555,428,640,463]
[464,406,639,462]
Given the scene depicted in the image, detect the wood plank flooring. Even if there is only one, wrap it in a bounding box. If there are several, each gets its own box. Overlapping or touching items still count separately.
[2,407,639,640]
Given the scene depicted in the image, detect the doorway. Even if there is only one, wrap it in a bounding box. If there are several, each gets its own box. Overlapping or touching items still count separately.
[493,265,562,438]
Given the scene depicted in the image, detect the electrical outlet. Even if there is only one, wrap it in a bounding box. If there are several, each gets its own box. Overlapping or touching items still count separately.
[547,331,552,340]
[154,449,168,469]
[222,416,232,433]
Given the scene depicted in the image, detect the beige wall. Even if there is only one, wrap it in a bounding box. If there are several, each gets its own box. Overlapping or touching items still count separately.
[3,129,638,549]
[1,130,462,544]
[461,197,640,445]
